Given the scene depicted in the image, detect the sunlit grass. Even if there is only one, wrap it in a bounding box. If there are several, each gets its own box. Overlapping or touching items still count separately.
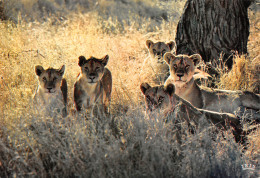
[0,1,259,177]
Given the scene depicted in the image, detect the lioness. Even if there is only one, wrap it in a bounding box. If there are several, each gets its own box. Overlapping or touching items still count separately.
[74,55,112,115]
[140,82,240,128]
[164,53,260,120]
[146,40,176,63]
[146,40,176,83]
[146,40,209,83]
[33,65,67,117]
[140,83,243,142]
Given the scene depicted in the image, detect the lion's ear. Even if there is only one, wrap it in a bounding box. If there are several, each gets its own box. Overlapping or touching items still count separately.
[164,52,176,65]
[165,83,175,96]
[59,65,65,76]
[78,56,87,67]
[167,41,176,51]
[35,65,44,76]
[102,55,109,66]
[140,82,151,95]
[190,54,202,66]
[146,40,154,49]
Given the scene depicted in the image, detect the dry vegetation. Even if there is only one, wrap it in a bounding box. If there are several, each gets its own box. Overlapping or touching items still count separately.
[0,0,259,177]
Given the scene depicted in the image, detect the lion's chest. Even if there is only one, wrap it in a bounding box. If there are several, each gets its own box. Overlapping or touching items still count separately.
[174,83,204,108]
[34,90,64,115]
[80,83,102,109]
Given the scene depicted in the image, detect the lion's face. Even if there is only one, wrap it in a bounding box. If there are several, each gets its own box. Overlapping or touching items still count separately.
[146,40,175,63]
[78,55,109,84]
[140,83,175,114]
[35,65,65,93]
[164,53,201,85]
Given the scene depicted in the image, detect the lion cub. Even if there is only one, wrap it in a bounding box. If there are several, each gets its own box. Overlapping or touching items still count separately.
[145,40,175,83]
[164,53,260,120]
[140,83,242,142]
[33,65,67,117]
[74,55,112,115]
[146,40,176,63]
[140,82,240,128]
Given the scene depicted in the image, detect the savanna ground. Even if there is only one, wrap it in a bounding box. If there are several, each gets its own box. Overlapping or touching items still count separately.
[0,0,259,177]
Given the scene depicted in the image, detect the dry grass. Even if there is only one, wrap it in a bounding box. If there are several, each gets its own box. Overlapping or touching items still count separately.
[0,1,259,177]
[218,10,260,93]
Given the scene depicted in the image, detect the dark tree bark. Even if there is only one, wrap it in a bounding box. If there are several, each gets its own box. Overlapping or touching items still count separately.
[0,1,7,21]
[175,0,253,69]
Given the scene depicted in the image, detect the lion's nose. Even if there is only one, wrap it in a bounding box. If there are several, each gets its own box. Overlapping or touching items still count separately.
[177,73,184,78]
[47,87,52,91]
[89,74,95,80]
[157,58,163,63]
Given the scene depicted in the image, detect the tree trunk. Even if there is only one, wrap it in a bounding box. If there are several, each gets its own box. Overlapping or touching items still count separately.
[175,0,253,69]
[0,1,7,21]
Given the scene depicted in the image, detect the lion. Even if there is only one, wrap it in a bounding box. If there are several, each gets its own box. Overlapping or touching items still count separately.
[140,82,243,142]
[140,82,240,128]
[33,65,67,117]
[146,40,209,83]
[146,40,176,64]
[145,40,176,83]
[74,55,112,116]
[163,53,260,120]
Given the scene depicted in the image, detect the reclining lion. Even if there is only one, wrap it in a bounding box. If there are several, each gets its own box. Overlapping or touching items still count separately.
[140,82,243,143]
[163,53,260,120]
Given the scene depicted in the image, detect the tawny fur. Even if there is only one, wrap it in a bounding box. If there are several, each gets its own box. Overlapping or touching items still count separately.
[140,83,243,142]
[140,83,240,128]
[74,55,112,115]
[33,65,67,117]
[146,40,176,64]
[164,53,260,120]
[146,40,176,83]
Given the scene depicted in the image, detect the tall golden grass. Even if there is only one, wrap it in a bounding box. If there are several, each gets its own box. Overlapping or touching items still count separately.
[0,11,177,115]
[218,10,260,93]
[0,1,259,177]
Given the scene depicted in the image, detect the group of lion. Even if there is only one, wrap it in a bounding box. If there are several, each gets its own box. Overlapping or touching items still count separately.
[142,40,260,142]
[33,55,112,117]
[33,39,260,141]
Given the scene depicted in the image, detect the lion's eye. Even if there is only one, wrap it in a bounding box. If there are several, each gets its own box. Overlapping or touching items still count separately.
[185,65,190,70]
[173,64,178,69]
[158,96,164,104]
[53,77,57,81]
[153,49,157,54]
[43,77,47,81]
[96,67,100,71]
[146,95,152,102]
[162,49,166,55]
[85,67,89,71]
